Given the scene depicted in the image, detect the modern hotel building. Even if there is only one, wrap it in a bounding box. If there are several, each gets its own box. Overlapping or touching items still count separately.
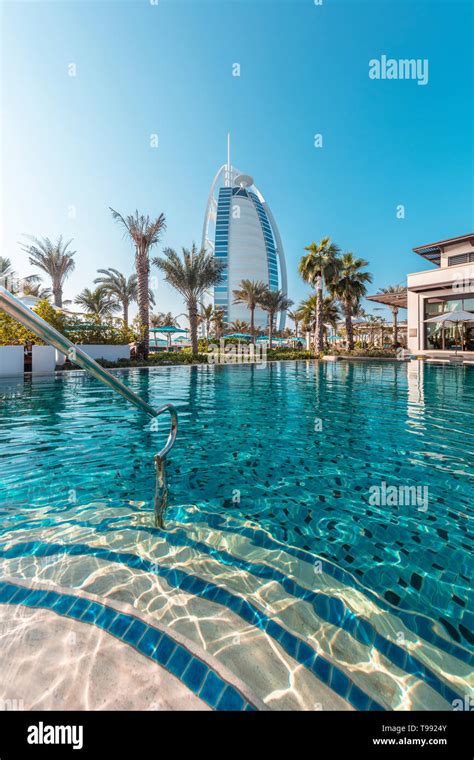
[407,233,474,354]
[202,138,288,330]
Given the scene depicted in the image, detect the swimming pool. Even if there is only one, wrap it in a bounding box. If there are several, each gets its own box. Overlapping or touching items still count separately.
[0,361,472,710]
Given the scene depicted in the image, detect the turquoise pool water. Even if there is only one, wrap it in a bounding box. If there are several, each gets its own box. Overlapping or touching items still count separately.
[0,360,472,710]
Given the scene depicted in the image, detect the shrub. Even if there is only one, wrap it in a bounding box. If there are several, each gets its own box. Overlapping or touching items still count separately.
[0,299,67,345]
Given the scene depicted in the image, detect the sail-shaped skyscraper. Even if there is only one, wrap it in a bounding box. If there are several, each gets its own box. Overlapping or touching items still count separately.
[202,136,288,330]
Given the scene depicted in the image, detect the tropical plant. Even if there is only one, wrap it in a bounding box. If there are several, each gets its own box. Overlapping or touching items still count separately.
[74,286,120,320]
[110,208,166,358]
[153,244,225,354]
[94,268,155,329]
[378,284,406,347]
[330,253,372,350]
[21,277,52,300]
[296,295,340,347]
[298,237,341,354]
[20,236,76,307]
[0,299,67,345]
[211,307,226,339]
[0,257,14,288]
[199,303,214,340]
[258,289,293,349]
[150,311,179,328]
[287,309,300,339]
[232,279,267,340]
[228,319,251,333]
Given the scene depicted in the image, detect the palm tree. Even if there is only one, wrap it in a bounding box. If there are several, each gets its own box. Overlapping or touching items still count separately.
[330,253,372,351]
[21,278,52,300]
[199,303,214,340]
[298,237,341,354]
[228,319,251,333]
[110,208,166,359]
[287,309,300,340]
[297,295,340,348]
[0,257,14,287]
[259,289,293,349]
[211,307,226,339]
[94,268,138,329]
[149,311,180,350]
[150,311,178,328]
[232,279,266,341]
[153,244,225,354]
[74,287,120,320]
[378,284,405,347]
[21,236,76,307]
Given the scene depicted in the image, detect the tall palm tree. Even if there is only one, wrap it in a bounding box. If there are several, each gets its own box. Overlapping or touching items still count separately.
[259,289,293,349]
[298,237,341,354]
[199,303,214,340]
[153,244,225,355]
[378,284,406,347]
[287,309,300,339]
[211,307,226,339]
[21,236,76,307]
[110,208,166,358]
[232,279,266,341]
[330,253,372,350]
[74,286,120,320]
[94,268,138,329]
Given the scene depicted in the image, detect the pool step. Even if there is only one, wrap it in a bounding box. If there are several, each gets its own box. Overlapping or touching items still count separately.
[1,505,470,710]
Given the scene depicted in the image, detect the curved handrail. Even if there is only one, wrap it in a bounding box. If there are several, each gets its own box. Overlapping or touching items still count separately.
[0,286,178,461]
[154,402,178,460]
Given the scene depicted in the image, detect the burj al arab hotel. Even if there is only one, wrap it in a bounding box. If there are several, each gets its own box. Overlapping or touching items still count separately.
[202,136,288,330]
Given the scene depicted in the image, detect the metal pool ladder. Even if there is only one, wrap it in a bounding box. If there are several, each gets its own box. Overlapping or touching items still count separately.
[0,285,178,527]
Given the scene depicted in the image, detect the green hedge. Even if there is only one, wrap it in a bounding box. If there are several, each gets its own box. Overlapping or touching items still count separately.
[0,298,136,346]
[0,300,67,345]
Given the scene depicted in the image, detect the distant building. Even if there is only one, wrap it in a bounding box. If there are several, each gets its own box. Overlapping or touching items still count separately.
[202,136,287,330]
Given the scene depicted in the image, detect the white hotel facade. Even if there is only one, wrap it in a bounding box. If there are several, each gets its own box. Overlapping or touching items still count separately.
[202,138,288,331]
[407,233,474,354]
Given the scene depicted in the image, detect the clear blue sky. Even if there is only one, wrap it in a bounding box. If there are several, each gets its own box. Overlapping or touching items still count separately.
[1,0,472,324]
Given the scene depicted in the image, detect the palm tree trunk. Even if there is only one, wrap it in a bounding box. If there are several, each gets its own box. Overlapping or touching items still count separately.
[315,277,323,354]
[295,321,299,340]
[123,300,129,330]
[53,284,62,308]
[345,302,354,351]
[250,305,255,343]
[135,245,150,359]
[189,299,199,355]
[392,307,399,347]
[268,310,274,350]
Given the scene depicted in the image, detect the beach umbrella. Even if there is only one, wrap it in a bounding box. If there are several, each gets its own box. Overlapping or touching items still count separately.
[424,309,474,354]
[149,325,188,350]
[224,332,252,339]
[149,326,187,333]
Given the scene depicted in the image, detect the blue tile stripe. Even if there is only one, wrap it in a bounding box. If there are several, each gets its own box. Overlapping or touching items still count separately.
[0,541,383,711]
[0,580,256,712]
[4,507,470,669]
[126,524,463,706]
[0,514,464,708]
[173,509,474,666]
